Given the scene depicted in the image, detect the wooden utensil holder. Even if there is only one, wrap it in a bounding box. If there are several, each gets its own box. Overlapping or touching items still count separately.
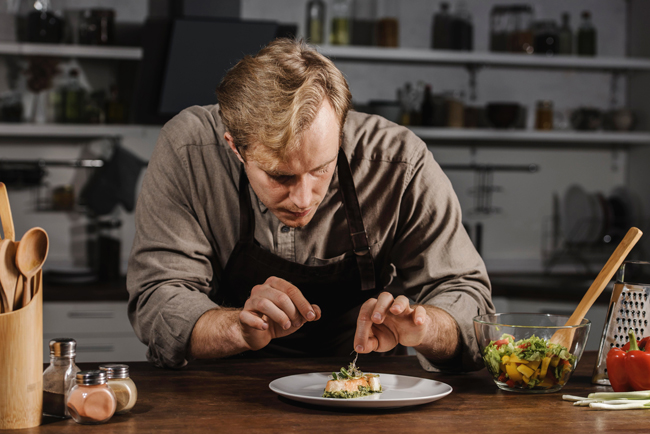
[0,271,43,429]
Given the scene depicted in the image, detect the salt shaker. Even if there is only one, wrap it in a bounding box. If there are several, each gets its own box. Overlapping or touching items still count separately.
[66,370,116,425]
[99,364,137,414]
[42,338,81,418]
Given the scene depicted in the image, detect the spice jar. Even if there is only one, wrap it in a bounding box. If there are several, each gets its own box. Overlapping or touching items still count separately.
[42,338,81,418]
[99,364,137,414]
[66,370,116,425]
[535,100,554,130]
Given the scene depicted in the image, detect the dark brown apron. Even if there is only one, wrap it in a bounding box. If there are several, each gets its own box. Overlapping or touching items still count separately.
[216,149,378,357]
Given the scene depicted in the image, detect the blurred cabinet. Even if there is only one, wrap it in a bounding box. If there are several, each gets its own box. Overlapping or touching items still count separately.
[43,301,147,363]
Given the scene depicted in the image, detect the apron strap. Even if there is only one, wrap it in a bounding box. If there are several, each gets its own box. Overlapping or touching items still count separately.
[238,168,255,243]
[336,149,377,291]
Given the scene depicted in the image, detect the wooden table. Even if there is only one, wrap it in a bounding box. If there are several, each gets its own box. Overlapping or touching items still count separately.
[6,351,642,434]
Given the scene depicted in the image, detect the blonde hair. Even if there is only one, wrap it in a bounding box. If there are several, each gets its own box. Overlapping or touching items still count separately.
[216,38,352,167]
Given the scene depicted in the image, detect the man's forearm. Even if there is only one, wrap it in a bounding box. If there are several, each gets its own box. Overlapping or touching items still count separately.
[413,305,461,363]
[188,308,251,359]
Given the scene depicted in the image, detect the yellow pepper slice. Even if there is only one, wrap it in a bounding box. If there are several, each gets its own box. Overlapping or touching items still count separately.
[517,364,535,378]
[550,356,560,367]
[502,355,510,364]
[540,357,551,378]
[508,355,528,364]
[506,363,523,382]
[528,359,541,370]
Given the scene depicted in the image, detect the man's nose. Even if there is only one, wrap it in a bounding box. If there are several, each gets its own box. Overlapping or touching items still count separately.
[289,176,313,209]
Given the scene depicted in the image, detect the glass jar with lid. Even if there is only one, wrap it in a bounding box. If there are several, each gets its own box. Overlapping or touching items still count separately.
[533,20,559,56]
[510,5,534,53]
[42,338,81,418]
[489,5,511,52]
[330,0,352,45]
[376,0,399,47]
[351,0,376,46]
[305,0,326,44]
[99,364,138,414]
[66,370,116,425]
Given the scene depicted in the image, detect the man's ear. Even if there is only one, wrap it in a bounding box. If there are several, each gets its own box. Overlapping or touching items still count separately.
[224,132,245,164]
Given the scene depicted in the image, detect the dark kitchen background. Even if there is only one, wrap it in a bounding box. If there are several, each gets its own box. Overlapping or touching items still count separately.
[0,0,648,361]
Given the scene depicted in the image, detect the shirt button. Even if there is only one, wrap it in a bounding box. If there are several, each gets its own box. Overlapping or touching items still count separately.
[281,226,290,233]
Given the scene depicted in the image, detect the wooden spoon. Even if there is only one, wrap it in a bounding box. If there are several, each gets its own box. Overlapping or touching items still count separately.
[0,182,15,242]
[0,239,19,312]
[15,227,49,307]
[550,227,643,348]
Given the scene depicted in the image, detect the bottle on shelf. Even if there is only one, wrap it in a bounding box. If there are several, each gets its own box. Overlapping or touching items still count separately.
[557,12,573,55]
[305,0,326,45]
[432,2,452,50]
[451,0,473,51]
[351,0,376,46]
[62,69,86,123]
[330,0,352,45]
[576,10,596,56]
[106,85,125,124]
[420,85,435,126]
[376,0,399,47]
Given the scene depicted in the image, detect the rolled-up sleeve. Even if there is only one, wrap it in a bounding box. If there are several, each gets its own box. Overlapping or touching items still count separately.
[390,138,494,372]
[127,129,219,368]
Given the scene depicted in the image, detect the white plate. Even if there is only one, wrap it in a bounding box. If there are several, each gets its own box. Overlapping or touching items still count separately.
[269,372,452,409]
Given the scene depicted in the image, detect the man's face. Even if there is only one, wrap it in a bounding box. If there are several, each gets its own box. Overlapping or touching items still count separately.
[226,100,341,228]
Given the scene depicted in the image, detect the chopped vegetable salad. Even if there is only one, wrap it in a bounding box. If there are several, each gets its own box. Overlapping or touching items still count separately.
[483,334,577,389]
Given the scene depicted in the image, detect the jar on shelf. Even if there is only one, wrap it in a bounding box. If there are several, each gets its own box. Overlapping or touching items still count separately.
[489,5,512,52]
[66,370,116,425]
[535,100,554,130]
[351,0,376,46]
[510,5,533,54]
[376,0,399,47]
[42,338,81,418]
[305,0,326,45]
[533,20,559,56]
[431,2,452,50]
[330,0,351,45]
[26,0,64,43]
[451,0,473,51]
[99,364,137,415]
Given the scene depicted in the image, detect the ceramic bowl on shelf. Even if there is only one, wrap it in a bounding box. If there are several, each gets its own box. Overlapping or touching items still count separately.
[485,102,522,129]
[473,313,590,393]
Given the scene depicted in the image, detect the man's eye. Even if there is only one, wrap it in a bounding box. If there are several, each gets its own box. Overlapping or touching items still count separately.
[269,174,291,182]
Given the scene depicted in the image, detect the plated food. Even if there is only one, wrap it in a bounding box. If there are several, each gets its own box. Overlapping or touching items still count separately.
[482,334,577,390]
[322,355,382,399]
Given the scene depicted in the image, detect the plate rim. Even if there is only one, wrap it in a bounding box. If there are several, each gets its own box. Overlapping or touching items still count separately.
[269,372,453,408]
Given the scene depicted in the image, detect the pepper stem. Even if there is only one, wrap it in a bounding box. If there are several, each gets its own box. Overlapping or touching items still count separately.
[629,330,640,351]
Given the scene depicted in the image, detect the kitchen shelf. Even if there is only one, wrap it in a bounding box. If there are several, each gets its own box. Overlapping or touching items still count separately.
[318,45,650,71]
[0,42,143,60]
[0,123,151,139]
[409,127,650,145]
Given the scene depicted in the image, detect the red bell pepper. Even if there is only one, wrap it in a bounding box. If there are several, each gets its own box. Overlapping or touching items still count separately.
[606,330,650,392]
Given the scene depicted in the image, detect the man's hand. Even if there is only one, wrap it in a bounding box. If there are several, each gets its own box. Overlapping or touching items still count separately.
[353,292,461,363]
[239,276,321,351]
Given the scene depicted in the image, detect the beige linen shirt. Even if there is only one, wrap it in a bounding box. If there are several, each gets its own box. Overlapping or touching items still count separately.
[127,105,494,369]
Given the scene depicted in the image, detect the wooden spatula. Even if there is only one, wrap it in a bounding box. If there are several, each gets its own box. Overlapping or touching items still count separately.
[0,183,15,242]
[550,227,643,349]
[0,239,19,312]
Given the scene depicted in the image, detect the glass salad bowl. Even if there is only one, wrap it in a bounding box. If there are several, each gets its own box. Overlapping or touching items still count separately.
[473,313,590,393]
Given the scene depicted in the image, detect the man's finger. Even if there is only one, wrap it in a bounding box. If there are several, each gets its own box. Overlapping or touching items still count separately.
[246,297,292,330]
[266,277,317,322]
[389,295,412,315]
[354,298,377,353]
[239,310,268,331]
[413,305,427,326]
[371,292,395,324]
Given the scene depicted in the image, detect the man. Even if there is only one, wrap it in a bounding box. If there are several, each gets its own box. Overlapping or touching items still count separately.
[127,38,493,370]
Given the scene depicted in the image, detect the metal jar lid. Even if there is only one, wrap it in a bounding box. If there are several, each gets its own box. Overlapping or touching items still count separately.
[49,338,77,358]
[76,370,107,386]
[99,364,130,379]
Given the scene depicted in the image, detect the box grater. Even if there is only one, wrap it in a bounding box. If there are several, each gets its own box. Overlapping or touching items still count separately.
[592,261,650,385]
